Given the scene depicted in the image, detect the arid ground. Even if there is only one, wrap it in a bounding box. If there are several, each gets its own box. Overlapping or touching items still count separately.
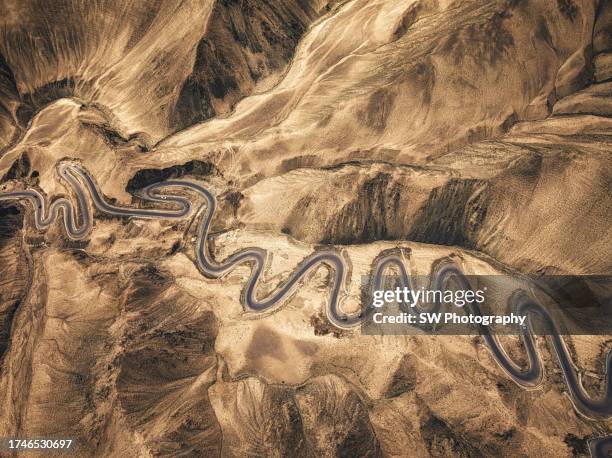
[0,0,611,456]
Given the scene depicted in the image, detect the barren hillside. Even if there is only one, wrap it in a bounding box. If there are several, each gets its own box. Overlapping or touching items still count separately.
[0,0,611,456]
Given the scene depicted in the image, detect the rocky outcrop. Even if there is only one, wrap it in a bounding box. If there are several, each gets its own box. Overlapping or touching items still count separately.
[1,150,30,182]
[157,0,603,180]
[172,0,333,129]
[211,374,382,457]
[296,375,382,457]
[0,53,20,149]
[553,81,612,115]
[0,1,610,456]
[0,205,27,360]
[113,266,221,456]
[239,134,611,275]
[0,0,332,148]
[125,160,218,192]
[407,179,489,249]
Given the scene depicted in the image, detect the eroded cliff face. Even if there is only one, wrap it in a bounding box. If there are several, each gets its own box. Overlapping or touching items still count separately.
[158,0,602,165]
[0,0,611,456]
[237,129,612,274]
[172,0,336,129]
[0,0,333,146]
[0,205,27,359]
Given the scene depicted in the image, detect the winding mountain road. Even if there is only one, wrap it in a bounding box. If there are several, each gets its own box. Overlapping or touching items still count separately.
[0,162,610,421]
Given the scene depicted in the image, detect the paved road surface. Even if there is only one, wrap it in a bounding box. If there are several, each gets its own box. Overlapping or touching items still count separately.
[1,162,610,420]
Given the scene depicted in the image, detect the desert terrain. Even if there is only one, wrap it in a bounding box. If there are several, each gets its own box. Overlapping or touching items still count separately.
[0,0,611,456]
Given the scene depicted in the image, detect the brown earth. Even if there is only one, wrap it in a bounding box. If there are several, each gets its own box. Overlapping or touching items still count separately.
[0,0,611,456]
